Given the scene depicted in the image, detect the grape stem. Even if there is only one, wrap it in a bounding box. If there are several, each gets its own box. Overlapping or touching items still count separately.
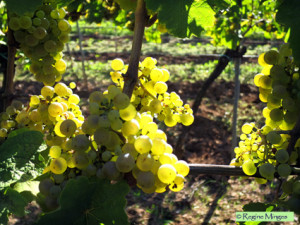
[138,80,157,100]
[122,0,147,98]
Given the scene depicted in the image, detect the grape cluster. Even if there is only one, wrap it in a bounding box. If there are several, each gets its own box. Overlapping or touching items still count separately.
[110,57,194,127]
[82,86,190,194]
[1,54,192,210]
[0,82,83,148]
[8,0,70,86]
[231,44,300,213]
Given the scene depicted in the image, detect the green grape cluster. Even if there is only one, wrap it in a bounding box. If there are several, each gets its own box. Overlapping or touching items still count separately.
[231,44,300,213]
[8,0,70,86]
[1,53,192,211]
[110,57,194,127]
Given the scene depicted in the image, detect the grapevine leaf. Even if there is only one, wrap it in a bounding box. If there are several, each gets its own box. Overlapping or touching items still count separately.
[5,0,43,15]
[206,0,231,12]
[0,131,47,189]
[145,0,215,38]
[7,127,29,138]
[36,177,130,225]
[276,0,300,64]
[0,187,28,224]
[56,0,77,7]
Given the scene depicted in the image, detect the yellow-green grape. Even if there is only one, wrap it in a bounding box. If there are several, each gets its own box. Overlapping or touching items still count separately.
[151,160,161,174]
[111,58,124,71]
[29,109,42,122]
[101,150,112,161]
[277,164,292,178]
[69,82,76,89]
[58,19,70,31]
[41,86,55,99]
[159,153,173,165]
[142,57,157,69]
[165,144,173,154]
[154,82,168,94]
[242,160,257,176]
[142,122,158,135]
[254,74,263,87]
[161,69,170,82]
[38,178,54,196]
[116,153,135,173]
[30,95,40,105]
[151,138,166,155]
[169,174,185,192]
[121,119,140,137]
[136,153,154,171]
[68,94,80,104]
[110,71,123,83]
[48,102,64,117]
[275,149,289,163]
[89,91,104,103]
[139,113,153,128]
[150,68,163,81]
[259,163,275,180]
[104,131,121,150]
[174,160,190,177]
[71,134,90,152]
[164,114,177,127]
[103,161,121,180]
[266,131,282,144]
[55,59,67,72]
[119,104,136,121]
[94,128,110,146]
[49,146,61,158]
[134,135,152,154]
[180,113,194,126]
[8,17,21,31]
[113,93,130,110]
[121,144,136,158]
[258,75,272,89]
[111,119,123,131]
[0,128,7,137]
[241,123,253,134]
[50,157,67,174]
[263,50,279,65]
[137,171,155,189]
[149,99,162,114]
[269,108,283,122]
[54,82,69,97]
[73,153,89,169]
[157,164,176,183]
[60,119,77,137]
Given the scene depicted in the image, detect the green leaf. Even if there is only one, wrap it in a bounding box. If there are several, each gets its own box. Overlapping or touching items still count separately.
[56,0,77,8]
[206,0,231,12]
[145,0,215,38]
[7,127,29,138]
[5,0,43,15]
[0,131,47,189]
[0,187,28,224]
[276,0,300,64]
[36,177,130,225]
